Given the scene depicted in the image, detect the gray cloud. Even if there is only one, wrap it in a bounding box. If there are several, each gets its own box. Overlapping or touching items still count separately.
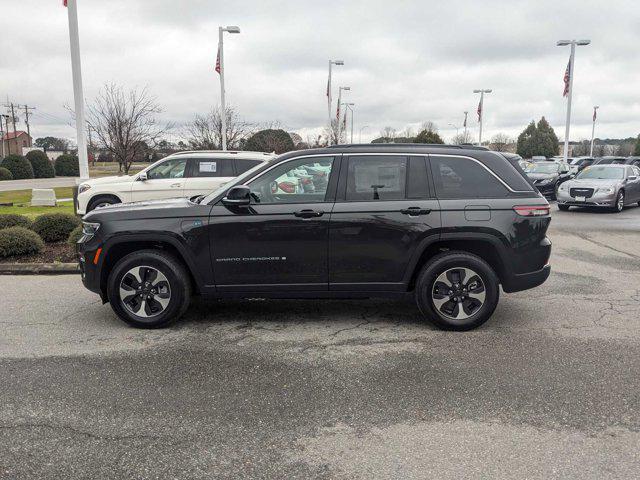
[1,0,639,145]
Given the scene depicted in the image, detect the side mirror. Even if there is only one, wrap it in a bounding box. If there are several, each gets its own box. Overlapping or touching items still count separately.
[138,172,148,181]
[628,176,638,181]
[222,185,251,207]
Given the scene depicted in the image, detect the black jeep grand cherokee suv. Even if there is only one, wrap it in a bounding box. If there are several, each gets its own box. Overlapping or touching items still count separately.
[77,144,551,331]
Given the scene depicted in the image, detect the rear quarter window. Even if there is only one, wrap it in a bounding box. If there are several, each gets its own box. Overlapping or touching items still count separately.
[430,155,508,199]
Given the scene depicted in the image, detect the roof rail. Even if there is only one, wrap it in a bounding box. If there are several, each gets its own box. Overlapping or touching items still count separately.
[170,150,275,156]
[327,143,489,151]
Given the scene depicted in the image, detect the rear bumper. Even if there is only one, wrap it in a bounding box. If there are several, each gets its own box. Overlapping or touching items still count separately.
[502,264,551,293]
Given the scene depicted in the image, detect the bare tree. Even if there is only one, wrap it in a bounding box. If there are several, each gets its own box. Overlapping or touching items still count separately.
[451,131,474,145]
[378,126,397,143]
[489,133,514,152]
[87,84,169,173]
[420,121,438,133]
[187,106,253,151]
[323,119,345,145]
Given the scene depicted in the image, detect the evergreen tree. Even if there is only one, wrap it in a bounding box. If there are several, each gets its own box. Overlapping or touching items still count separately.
[414,129,444,144]
[516,117,559,158]
[634,135,640,156]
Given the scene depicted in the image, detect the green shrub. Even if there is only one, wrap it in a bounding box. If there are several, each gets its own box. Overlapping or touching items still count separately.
[67,225,84,244]
[0,214,32,230]
[244,129,295,154]
[0,167,12,181]
[31,212,81,243]
[54,154,80,176]
[0,227,44,258]
[26,150,55,178]
[0,154,34,180]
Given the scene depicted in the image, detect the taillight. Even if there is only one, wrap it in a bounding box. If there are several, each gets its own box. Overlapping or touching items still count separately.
[513,205,550,216]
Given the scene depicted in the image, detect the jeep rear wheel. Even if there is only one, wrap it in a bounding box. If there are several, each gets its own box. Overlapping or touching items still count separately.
[415,251,499,331]
[107,249,191,328]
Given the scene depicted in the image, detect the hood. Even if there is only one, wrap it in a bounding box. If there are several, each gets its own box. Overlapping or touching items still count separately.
[83,197,194,222]
[526,173,557,181]
[81,175,134,186]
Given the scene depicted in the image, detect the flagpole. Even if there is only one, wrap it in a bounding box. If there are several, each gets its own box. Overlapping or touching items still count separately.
[218,27,227,151]
[562,42,575,163]
[66,0,89,180]
[590,105,598,157]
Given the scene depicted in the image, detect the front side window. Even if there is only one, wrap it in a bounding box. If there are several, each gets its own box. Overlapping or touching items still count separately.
[247,157,334,204]
[431,156,508,199]
[346,156,407,201]
[147,158,187,179]
[191,158,234,178]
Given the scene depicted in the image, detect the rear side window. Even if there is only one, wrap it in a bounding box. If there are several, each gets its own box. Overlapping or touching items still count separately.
[346,156,407,201]
[191,158,235,178]
[235,159,262,174]
[430,156,508,199]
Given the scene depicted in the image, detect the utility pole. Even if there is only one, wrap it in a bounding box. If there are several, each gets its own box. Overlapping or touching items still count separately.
[1,115,9,155]
[0,114,5,158]
[22,105,35,147]
[9,103,18,138]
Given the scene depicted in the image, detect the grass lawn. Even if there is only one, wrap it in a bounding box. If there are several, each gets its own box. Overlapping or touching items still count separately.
[0,187,76,218]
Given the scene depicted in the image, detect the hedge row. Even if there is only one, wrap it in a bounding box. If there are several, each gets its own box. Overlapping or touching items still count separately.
[0,153,80,180]
[0,212,81,258]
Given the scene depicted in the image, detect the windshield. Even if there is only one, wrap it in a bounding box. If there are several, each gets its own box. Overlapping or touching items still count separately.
[576,166,624,180]
[201,159,273,203]
[525,163,558,174]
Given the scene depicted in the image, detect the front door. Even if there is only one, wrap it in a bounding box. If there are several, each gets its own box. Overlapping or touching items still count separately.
[329,155,441,291]
[209,156,339,291]
[131,157,187,202]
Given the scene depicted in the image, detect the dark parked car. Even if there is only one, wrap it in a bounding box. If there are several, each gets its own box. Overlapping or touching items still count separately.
[625,157,640,168]
[524,161,572,198]
[76,145,552,331]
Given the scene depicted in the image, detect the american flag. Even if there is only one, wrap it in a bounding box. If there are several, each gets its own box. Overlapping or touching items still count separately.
[336,102,340,121]
[563,59,571,97]
[593,107,597,122]
[463,112,467,128]
[343,110,347,130]
[63,0,67,5]
[477,99,482,122]
[215,45,221,74]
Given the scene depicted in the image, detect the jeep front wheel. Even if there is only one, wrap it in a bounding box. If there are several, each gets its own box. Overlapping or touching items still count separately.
[107,250,191,328]
[415,251,499,331]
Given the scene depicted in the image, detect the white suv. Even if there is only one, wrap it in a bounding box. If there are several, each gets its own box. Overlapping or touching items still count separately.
[77,151,275,214]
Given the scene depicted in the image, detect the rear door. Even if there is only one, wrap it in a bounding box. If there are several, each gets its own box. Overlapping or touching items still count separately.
[183,157,236,198]
[328,154,441,291]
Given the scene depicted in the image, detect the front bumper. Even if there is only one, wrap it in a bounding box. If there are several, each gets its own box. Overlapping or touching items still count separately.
[556,189,616,207]
[534,182,556,196]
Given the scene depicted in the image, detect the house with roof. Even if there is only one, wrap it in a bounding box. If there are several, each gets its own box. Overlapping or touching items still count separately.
[1,130,32,158]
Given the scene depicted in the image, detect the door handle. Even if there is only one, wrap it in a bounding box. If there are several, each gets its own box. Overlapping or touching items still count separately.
[400,207,431,216]
[170,183,183,188]
[294,209,324,218]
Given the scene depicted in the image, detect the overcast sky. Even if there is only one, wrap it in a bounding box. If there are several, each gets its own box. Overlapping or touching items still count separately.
[2,0,639,145]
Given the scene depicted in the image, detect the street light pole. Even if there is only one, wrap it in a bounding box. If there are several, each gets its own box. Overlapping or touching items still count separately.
[342,103,355,143]
[327,60,344,146]
[359,125,369,143]
[218,25,241,151]
[590,105,599,157]
[473,89,492,145]
[557,39,590,163]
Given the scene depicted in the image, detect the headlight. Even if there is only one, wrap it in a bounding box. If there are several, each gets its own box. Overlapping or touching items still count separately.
[538,178,552,185]
[78,183,91,194]
[82,222,100,237]
[597,187,615,194]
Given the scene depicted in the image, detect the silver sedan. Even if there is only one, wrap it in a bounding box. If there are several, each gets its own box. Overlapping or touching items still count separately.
[556,164,640,213]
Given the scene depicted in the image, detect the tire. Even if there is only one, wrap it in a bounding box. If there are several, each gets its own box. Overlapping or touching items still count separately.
[415,251,500,331]
[558,204,570,211]
[87,195,121,212]
[107,249,191,328]
[612,190,624,213]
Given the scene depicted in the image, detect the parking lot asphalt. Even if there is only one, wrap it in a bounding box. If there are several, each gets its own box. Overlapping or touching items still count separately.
[1,205,639,479]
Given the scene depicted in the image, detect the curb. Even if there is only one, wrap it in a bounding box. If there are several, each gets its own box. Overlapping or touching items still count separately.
[0,263,79,275]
